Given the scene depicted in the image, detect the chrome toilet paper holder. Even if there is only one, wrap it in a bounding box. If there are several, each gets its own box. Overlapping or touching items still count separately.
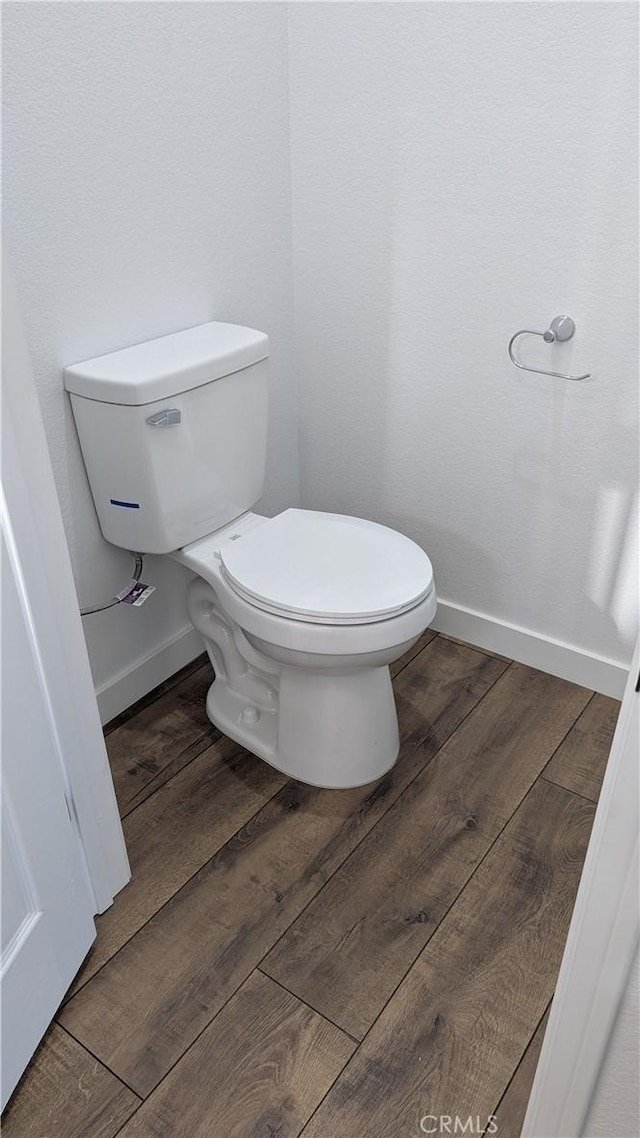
[508,315,591,381]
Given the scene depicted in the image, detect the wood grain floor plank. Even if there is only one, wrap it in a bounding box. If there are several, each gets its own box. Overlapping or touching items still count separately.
[103,654,208,735]
[107,663,218,816]
[1,1024,140,1138]
[436,632,512,662]
[263,664,592,1038]
[543,692,619,802]
[492,1005,551,1137]
[117,971,355,1138]
[66,736,286,999]
[299,779,595,1138]
[390,627,438,677]
[58,639,506,1096]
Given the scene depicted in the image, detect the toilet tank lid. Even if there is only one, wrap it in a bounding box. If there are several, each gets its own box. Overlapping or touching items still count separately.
[64,322,269,405]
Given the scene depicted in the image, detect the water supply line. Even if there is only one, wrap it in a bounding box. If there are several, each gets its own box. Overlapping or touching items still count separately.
[80,552,144,616]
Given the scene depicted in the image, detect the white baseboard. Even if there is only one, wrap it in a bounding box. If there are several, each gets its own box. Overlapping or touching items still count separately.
[94,601,628,726]
[432,599,629,699]
[95,624,204,725]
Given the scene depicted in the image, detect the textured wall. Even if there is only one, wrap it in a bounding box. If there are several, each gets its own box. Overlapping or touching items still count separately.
[3,2,298,697]
[585,950,640,1136]
[289,1,638,666]
[4,1,638,710]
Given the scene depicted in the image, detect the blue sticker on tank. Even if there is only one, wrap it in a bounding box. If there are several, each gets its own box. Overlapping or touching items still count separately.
[110,499,140,509]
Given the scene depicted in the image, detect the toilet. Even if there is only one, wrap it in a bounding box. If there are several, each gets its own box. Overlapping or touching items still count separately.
[65,322,437,788]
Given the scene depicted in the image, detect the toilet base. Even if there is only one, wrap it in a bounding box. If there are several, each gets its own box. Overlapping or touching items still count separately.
[185,573,406,789]
[206,663,400,789]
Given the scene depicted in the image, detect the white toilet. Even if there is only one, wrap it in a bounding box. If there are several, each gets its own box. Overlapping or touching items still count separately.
[65,322,437,788]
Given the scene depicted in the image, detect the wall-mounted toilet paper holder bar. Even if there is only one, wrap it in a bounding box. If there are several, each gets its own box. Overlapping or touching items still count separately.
[508,315,590,381]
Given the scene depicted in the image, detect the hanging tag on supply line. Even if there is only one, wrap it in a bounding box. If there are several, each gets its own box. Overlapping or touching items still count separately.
[116,580,156,606]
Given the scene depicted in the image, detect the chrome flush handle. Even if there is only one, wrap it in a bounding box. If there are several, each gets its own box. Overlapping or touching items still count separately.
[146,408,182,426]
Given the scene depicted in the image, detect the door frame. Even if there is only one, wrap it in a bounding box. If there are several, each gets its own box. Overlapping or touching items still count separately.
[2,253,129,914]
[522,638,639,1136]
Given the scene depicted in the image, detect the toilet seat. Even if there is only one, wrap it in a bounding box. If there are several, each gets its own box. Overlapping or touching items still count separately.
[219,508,434,625]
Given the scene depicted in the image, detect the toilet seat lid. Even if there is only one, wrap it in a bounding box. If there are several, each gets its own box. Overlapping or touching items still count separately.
[219,509,434,625]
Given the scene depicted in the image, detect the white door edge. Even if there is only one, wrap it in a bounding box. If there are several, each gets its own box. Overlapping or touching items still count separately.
[522,638,639,1137]
[2,251,130,913]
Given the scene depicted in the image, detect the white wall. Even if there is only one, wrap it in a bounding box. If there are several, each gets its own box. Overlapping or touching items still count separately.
[4,2,638,717]
[3,2,298,717]
[584,950,639,1137]
[289,1,638,676]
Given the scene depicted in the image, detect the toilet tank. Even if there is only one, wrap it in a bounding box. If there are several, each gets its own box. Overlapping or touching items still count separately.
[64,322,269,554]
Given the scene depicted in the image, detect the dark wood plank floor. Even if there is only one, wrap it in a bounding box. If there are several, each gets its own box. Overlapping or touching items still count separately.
[2,634,618,1138]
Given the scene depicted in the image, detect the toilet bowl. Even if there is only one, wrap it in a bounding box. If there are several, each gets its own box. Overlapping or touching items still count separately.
[174,508,436,787]
[64,321,437,788]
